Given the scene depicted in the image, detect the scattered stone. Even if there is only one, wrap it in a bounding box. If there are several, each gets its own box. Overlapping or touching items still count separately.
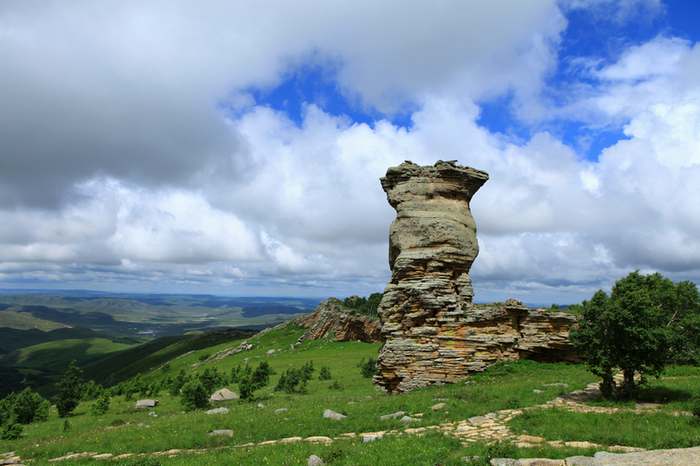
[379,411,405,420]
[206,407,229,415]
[257,403,265,409]
[431,402,446,411]
[279,436,302,444]
[323,409,346,420]
[361,432,384,443]
[274,408,288,414]
[307,455,324,466]
[210,388,239,402]
[543,383,569,388]
[533,389,544,394]
[399,415,416,424]
[134,399,158,409]
[304,436,332,444]
[92,453,113,460]
[208,429,233,437]
[148,411,158,417]
[266,349,276,355]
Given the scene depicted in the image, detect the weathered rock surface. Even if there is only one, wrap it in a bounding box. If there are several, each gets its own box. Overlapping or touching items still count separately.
[322,409,346,420]
[296,298,380,343]
[491,446,700,465]
[134,399,159,409]
[210,388,239,402]
[374,161,577,392]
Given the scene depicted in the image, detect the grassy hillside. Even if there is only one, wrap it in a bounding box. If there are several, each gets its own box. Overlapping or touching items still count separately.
[1,323,698,465]
[82,327,257,385]
[0,327,107,354]
[0,310,68,331]
[1,338,133,370]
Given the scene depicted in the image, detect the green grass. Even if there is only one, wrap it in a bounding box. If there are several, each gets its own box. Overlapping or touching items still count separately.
[3,338,132,370]
[509,408,700,449]
[0,310,67,331]
[0,324,598,464]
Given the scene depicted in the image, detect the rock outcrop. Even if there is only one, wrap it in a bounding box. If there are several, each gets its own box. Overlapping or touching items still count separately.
[295,298,381,343]
[374,161,577,392]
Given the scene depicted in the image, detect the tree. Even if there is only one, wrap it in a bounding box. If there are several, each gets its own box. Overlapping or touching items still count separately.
[239,361,272,401]
[359,357,377,379]
[91,392,110,415]
[180,380,209,411]
[13,388,49,424]
[169,370,188,396]
[55,361,84,417]
[571,271,698,398]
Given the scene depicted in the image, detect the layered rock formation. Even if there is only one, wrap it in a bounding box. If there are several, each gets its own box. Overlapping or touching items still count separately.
[374,161,576,392]
[295,298,381,343]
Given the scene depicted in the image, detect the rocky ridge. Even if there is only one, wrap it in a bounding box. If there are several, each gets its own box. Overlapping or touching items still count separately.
[295,298,381,343]
[374,161,577,392]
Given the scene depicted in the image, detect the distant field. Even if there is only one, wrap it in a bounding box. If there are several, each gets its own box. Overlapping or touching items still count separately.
[0,310,68,331]
[1,337,133,370]
[0,292,321,337]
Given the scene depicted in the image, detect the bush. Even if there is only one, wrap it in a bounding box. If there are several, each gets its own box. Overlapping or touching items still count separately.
[274,363,314,394]
[359,357,377,378]
[342,293,383,318]
[1,421,22,440]
[198,368,226,394]
[239,361,273,401]
[198,353,210,362]
[13,388,49,424]
[169,370,188,396]
[692,399,700,418]
[56,361,84,417]
[319,366,332,381]
[180,380,209,411]
[91,393,110,416]
[329,381,343,391]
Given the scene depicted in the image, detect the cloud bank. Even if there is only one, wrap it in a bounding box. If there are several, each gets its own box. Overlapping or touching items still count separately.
[1,1,698,302]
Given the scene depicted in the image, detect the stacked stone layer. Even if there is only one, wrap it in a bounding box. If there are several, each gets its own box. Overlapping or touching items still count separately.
[374,161,576,392]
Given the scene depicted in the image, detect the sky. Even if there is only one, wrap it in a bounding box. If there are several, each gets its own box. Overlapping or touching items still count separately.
[1,0,700,304]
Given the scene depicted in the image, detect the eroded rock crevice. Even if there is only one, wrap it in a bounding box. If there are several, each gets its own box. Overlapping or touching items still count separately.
[374,161,577,392]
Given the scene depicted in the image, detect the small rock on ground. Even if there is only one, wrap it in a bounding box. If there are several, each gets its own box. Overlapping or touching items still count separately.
[323,409,346,420]
[400,415,416,424]
[431,402,446,411]
[206,407,229,415]
[379,411,405,420]
[208,429,233,437]
[308,455,324,466]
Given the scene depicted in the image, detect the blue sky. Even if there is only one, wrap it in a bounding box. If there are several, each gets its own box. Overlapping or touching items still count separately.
[1,0,700,304]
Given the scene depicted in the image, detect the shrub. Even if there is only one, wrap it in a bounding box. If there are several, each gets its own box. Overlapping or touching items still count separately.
[359,357,377,378]
[239,361,272,401]
[275,368,308,394]
[169,370,188,396]
[198,353,210,362]
[91,392,110,416]
[329,381,343,390]
[319,366,332,381]
[692,399,700,418]
[13,388,49,424]
[56,361,84,417]
[1,421,22,440]
[301,361,314,381]
[198,368,226,394]
[180,380,209,411]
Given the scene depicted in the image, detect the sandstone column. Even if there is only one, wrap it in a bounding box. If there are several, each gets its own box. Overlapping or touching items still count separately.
[374,160,489,392]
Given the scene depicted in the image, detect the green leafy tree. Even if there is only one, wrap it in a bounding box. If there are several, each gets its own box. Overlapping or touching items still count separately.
[91,392,110,416]
[571,271,699,398]
[239,361,272,401]
[1,420,22,440]
[13,388,49,424]
[198,368,225,394]
[55,361,84,417]
[180,380,209,411]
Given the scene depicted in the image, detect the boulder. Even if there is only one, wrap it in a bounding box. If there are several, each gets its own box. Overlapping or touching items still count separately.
[295,299,381,343]
[210,388,239,402]
[307,455,324,466]
[134,399,158,409]
[322,409,346,420]
[208,429,233,437]
[379,411,405,420]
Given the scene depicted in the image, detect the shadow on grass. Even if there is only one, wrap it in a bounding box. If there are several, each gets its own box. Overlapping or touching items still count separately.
[635,385,693,404]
